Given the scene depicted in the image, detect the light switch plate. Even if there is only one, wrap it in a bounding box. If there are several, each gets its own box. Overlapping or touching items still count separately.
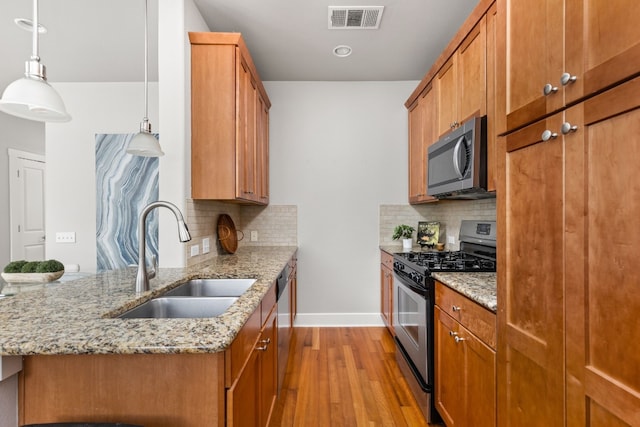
[250,230,258,242]
[55,232,76,243]
[202,238,210,254]
[190,245,200,257]
[447,235,456,245]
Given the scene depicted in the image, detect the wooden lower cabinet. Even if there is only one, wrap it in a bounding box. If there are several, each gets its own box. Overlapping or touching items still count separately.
[380,251,394,334]
[435,282,496,427]
[228,304,277,427]
[498,77,640,426]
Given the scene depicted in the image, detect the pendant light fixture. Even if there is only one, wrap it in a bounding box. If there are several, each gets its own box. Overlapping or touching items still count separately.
[127,0,164,157]
[0,0,71,122]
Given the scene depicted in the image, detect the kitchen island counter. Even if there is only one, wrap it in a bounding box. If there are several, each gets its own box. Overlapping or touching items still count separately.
[0,246,297,356]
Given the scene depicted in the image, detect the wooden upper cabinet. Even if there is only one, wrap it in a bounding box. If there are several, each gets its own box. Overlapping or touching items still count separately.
[498,0,640,133]
[437,16,487,138]
[190,32,270,205]
[408,84,438,204]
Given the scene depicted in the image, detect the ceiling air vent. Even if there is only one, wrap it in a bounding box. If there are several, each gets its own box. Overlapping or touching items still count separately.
[328,6,384,29]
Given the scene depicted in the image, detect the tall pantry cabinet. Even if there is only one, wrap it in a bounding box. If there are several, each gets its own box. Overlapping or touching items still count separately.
[496,0,640,425]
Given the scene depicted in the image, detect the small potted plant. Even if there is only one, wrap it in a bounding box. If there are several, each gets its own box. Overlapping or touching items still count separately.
[393,224,415,250]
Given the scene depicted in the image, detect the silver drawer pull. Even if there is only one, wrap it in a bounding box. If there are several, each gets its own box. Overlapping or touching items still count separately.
[452,305,461,312]
[454,336,466,343]
[543,83,559,96]
[541,130,558,141]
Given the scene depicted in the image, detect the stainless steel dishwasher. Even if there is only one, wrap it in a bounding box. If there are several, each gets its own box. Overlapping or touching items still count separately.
[276,264,291,393]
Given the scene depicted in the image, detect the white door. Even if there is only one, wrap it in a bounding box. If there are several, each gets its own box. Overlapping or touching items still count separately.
[9,149,46,261]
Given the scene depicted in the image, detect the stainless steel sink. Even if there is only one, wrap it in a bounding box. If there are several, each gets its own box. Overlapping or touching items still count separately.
[162,278,256,297]
[118,296,238,319]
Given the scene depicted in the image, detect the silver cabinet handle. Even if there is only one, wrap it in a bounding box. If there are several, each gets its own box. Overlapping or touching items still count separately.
[449,331,458,337]
[541,130,558,141]
[256,338,271,351]
[543,83,559,96]
[560,72,577,86]
[454,336,466,343]
[561,122,579,134]
[452,305,461,312]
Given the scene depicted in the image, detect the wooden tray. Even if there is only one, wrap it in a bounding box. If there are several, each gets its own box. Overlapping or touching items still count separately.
[1,270,64,283]
[217,214,244,254]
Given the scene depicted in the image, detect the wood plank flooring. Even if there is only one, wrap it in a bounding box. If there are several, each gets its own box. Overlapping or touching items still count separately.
[269,327,441,427]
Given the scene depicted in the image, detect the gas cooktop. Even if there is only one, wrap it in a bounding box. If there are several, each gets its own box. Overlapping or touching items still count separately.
[394,250,496,273]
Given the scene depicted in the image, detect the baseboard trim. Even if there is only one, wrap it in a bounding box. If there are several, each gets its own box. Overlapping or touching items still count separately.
[294,313,385,327]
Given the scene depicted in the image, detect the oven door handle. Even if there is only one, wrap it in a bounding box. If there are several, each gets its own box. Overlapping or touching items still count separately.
[394,273,428,297]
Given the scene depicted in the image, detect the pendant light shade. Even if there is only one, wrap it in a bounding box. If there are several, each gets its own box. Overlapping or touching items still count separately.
[127,0,164,157]
[0,0,70,122]
[127,119,164,157]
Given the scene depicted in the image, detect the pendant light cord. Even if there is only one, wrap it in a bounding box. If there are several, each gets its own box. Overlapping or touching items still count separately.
[143,0,149,122]
[31,0,40,62]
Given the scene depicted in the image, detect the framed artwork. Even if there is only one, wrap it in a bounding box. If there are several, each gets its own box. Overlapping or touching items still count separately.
[417,221,440,247]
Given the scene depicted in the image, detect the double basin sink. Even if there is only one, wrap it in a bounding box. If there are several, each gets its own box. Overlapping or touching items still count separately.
[118,278,256,319]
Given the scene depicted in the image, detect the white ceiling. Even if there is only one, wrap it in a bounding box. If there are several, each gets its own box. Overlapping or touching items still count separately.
[0,0,478,87]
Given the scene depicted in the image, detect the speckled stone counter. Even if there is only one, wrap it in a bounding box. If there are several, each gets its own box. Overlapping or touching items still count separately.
[432,272,497,313]
[0,246,296,356]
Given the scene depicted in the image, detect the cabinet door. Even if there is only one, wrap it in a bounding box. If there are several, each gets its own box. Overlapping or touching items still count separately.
[256,93,270,203]
[485,3,498,192]
[380,263,393,334]
[237,54,257,202]
[457,16,487,124]
[498,111,566,427]
[259,307,277,427]
[564,0,640,106]
[435,306,465,426]
[465,326,496,427]
[565,77,640,427]
[408,84,438,204]
[227,348,260,427]
[500,0,564,132]
[436,58,458,137]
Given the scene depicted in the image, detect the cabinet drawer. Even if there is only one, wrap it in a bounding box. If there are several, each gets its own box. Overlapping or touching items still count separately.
[435,281,496,349]
[381,251,394,269]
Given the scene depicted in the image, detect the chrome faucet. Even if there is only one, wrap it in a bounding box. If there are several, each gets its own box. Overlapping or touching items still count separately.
[135,201,191,293]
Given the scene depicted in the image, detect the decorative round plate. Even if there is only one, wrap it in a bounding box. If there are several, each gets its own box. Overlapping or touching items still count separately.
[218,214,240,254]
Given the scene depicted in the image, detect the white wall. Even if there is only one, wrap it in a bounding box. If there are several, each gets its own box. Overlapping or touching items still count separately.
[45,83,158,272]
[265,81,417,325]
[157,0,208,267]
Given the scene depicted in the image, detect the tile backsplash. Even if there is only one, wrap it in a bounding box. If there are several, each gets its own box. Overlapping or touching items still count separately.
[185,200,297,266]
[379,198,496,250]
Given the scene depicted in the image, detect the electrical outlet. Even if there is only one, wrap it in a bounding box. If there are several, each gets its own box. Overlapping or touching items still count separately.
[190,245,200,257]
[202,238,210,254]
[55,232,76,243]
[447,235,456,245]
[250,230,258,242]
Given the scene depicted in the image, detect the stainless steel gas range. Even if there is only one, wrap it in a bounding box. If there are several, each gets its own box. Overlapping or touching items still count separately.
[392,219,496,423]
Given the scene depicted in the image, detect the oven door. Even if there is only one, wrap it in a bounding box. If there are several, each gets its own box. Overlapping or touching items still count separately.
[392,272,430,388]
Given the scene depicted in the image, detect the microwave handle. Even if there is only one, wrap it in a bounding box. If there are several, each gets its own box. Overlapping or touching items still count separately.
[452,136,465,179]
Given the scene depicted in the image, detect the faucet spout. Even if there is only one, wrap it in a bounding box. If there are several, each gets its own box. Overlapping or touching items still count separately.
[135,201,192,293]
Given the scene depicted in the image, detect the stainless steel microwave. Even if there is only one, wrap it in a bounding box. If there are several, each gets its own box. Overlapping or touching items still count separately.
[427,116,493,199]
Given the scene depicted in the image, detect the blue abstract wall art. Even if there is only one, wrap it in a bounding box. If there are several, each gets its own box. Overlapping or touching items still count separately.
[96,133,159,272]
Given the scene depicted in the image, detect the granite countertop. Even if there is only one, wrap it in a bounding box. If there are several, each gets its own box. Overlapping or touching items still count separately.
[432,272,497,313]
[379,245,497,313]
[0,246,297,356]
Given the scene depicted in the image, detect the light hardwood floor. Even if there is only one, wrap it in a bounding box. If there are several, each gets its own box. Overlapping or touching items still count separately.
[269,327,441,427]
